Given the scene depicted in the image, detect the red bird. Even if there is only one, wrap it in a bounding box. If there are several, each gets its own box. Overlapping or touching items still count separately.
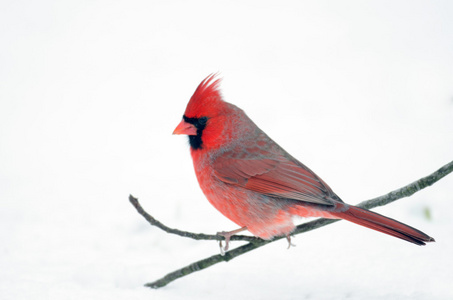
[173,74,434,252]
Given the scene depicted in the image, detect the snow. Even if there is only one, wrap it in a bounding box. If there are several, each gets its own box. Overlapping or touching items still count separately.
[1,1,453,299]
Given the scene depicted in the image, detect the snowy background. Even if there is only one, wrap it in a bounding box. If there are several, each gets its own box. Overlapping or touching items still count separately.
[1,1,453,299]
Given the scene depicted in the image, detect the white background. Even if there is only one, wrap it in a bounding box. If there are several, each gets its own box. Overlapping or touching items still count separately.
[1,1,452,299]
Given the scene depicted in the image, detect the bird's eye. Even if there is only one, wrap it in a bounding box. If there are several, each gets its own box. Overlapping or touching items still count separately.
[198,117,208,126]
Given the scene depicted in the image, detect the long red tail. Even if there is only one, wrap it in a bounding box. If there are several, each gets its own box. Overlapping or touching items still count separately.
[330,205,435,246]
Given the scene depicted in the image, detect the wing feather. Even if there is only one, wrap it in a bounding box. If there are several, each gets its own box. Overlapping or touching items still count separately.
[213,148,335,206]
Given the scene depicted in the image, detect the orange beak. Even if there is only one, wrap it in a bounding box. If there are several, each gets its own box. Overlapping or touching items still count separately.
[173,119,197,135]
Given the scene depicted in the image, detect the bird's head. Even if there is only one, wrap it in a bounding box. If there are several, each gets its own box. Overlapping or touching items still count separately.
[173,74,245,151]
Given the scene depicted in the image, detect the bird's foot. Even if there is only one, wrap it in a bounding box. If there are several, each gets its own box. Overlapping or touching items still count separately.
[217,227,247,256]
[286,235,296,249]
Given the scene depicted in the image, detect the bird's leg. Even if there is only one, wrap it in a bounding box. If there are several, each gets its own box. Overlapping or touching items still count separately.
[217,226,247,255]
[286,235,296,249]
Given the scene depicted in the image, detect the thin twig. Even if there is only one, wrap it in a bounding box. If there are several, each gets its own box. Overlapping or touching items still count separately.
[129,160,453,289]
[129,195,260,243]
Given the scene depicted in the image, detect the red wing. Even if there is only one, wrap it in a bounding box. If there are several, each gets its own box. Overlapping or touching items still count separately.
[213,151,335,206]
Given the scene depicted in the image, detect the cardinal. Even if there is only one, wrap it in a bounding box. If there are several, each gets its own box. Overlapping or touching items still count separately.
[173,74,434,252]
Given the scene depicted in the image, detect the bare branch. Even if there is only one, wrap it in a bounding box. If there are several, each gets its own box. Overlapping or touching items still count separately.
[129,160,453,289]
[129,195,260,243]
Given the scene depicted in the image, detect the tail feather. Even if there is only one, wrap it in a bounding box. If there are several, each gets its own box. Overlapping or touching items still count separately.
[330,205,435,246]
